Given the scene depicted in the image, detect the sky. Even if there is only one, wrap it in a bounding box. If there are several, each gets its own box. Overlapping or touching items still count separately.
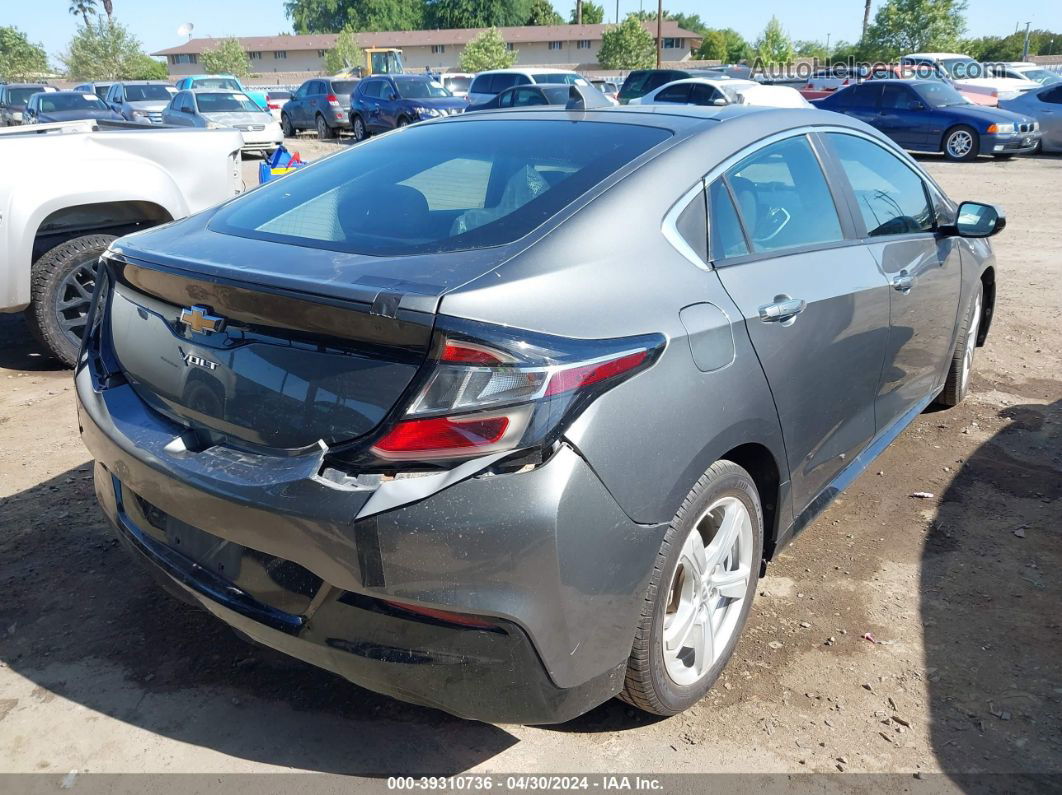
[9,1,1062,62]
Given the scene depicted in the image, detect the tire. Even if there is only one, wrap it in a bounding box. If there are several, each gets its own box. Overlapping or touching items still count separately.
[943,125,979,162]
[316,114,335,140]
[937,281,983,408]
[280,113,295,137]
[620,460,763,716]
[27,233,116,367]
[351,114,369,142]
[396,116,409,128]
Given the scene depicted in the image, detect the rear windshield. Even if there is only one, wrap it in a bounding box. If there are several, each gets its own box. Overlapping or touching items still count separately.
[195,92,262,113]
[330,80,359,96]
[210,119,671,256]
[125,84,173,101]
[442,76,471,93]
[41,93,108,112]
[192,78,242,91]
[267,90,292,100]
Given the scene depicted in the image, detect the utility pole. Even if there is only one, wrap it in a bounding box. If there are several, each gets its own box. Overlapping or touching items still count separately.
[576,0,583,25]
[616,0,620,24]
[656,0,663,68]
[1021,21,1032,61]
[862,0,872,41]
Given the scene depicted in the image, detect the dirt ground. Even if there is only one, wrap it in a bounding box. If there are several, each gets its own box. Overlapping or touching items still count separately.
[0,146,1059,780]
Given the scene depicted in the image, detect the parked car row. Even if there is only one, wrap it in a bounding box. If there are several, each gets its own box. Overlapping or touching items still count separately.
[813,79,1043,160]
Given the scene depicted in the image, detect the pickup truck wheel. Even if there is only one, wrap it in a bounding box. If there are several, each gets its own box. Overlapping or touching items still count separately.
[937,282,983,407]
[316,114,335,140]
[619,460,762,715]
[281,113,295,137]
[28,233,116,367]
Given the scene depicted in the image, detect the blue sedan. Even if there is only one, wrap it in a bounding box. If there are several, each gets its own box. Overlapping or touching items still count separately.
[813,79,1041,161]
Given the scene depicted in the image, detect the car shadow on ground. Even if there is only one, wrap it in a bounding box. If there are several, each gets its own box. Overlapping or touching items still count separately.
[922,397,1061,779]
[0,314,59,372]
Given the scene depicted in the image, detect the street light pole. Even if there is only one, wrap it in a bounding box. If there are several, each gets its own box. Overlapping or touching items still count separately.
[656,0,663,68]
[1021,21,1032,61]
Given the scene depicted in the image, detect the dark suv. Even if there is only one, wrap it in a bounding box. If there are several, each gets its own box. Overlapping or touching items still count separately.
[280,78,359,139]
[618,69,724,104]
[0,83,57,126]
[348,74,467,141]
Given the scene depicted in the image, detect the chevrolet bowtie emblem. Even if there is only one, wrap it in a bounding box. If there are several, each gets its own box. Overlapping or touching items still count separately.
[179,305,226,334]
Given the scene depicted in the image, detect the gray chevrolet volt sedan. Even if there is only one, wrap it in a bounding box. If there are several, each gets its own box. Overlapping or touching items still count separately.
[75,104,1002,723]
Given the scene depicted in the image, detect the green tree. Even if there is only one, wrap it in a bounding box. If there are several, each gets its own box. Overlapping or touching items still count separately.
[61,18,159,80]
[669,13,708,36]
[718,28,750,62]
[794,39,829,60]
[458,27,516,71]
[426,0,532,29]
[69,0,98,28]
[526,0,562,25]
[125,53,168,79]
[570,2,604,24]
[0,26,49,80]
[597,16,655,70]
[201,37,252,78]
[694,29,727,61]
[285,0,424,33]
[861,0,967,60]
[753,16,794,67]
[324,28,360,72]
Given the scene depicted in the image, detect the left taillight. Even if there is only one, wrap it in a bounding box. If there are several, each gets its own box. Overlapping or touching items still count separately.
[369,318,665,463]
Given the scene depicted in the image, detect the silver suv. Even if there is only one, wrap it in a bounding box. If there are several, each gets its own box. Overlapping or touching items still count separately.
[104,81,174,124]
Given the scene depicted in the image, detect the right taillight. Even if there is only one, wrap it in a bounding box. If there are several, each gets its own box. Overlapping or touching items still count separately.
[369,318,665,464]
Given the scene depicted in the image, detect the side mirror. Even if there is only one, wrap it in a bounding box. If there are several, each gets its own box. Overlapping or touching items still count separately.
[911,101,927,111]
[713,97,727,106]
[388,91,397,101]
[952,201,1006,238]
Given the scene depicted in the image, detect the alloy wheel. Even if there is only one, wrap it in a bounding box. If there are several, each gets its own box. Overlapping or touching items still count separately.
[947,130,974,160]
[353,116,365,141]
[662,495,754,686]
[54,255,99,349]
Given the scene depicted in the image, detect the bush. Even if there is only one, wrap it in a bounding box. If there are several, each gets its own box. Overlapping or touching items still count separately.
[597,16,656,70]
[459,28,517,72]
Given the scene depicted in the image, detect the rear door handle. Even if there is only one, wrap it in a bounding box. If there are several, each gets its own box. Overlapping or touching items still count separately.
[758,296,806,323]
[891,271,914,292]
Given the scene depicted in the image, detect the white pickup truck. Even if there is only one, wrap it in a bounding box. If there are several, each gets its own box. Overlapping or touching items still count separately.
[0,120,244,365]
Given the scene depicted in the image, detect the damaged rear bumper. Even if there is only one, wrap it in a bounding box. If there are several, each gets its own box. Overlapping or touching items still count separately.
[75,366,666,724]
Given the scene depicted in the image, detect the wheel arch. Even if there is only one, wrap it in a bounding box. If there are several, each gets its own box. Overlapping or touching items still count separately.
[718,442,785,562]
[32,200,174,262]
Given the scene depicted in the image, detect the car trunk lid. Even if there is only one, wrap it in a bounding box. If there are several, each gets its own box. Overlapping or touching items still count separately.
[102,218,509,451]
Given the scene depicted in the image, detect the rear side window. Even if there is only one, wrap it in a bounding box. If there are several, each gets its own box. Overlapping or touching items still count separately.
[726,136,843,254]
[620,71,651,98]
[827,134,934,236]
[211,120,671,257]
[491,74,523,92]
[708,179,749,260]
[674,188,707,262]
[835,83,880,107]
[331,80,359,97]
[655,84,690,103]
[469,75,492,94]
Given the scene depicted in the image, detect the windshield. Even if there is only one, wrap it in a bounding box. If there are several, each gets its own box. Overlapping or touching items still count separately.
[41,94,108,112]
[8,87,42,105]
[443,76,472,93]
[92,85,110,98]
[195,92,263,113]
[125,84,173,101]
[192,78,242,91]
[1020,69,1060,85]
[394,78,451,98]
[210,119,671,257]
[917,82,970,107]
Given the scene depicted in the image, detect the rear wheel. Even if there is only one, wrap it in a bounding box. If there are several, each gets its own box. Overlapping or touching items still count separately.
[27,233,116,367]
[280,112,295,137]
[620,460,762,715]
[396,116,409,128]
[316,114,334,140]
[937,282,983,407]
[943,125,979,162]
[352,114,368,142]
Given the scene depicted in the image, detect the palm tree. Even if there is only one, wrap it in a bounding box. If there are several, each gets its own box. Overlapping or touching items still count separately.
[68,0,98,27]
[862,0,872,40]
[101,0,113,20]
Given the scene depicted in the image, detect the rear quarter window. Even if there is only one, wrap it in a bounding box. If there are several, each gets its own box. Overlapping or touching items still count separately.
[210,120,671,257]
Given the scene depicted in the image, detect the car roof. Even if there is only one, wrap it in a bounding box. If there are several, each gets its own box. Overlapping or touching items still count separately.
[115,80,172,85]
[6,83,49,88]
[478,68,579,75]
